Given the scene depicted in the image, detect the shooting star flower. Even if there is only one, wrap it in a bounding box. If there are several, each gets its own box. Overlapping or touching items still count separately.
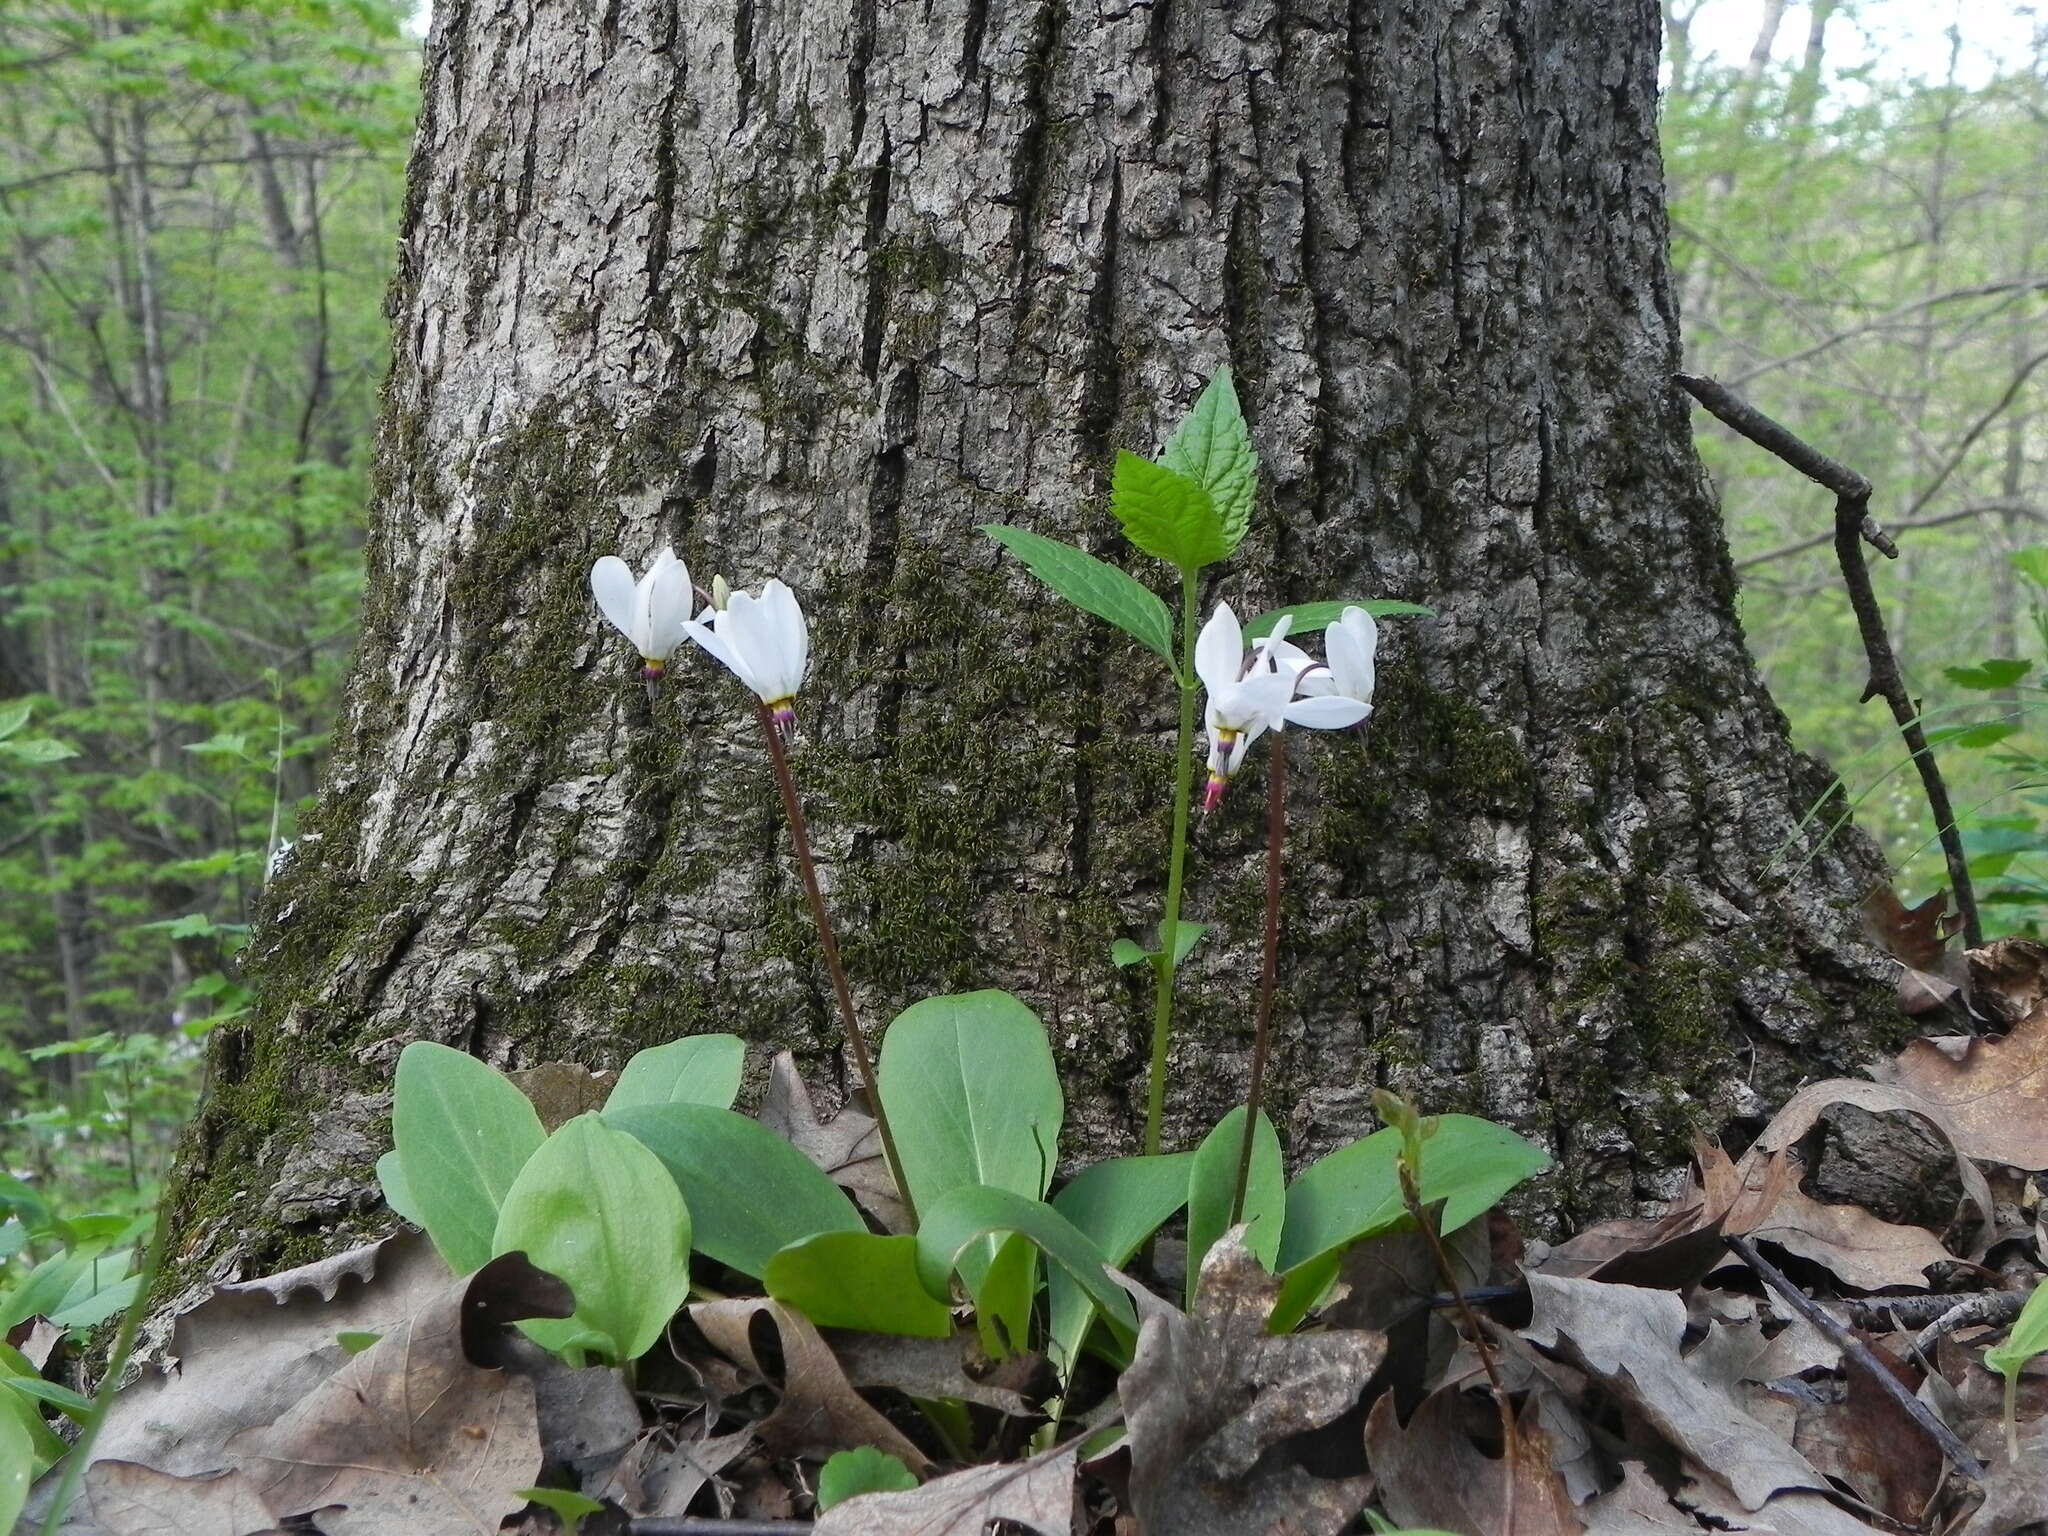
[683,577,811,740]
[591,547,694,696]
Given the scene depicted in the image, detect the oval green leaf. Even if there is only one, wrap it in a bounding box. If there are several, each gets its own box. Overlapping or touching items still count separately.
[764,1231,954,1338]
[492,1113,690,1365]
[394,1040,546,1275]
[818,1447,920,1510]
[879,990,1063,1287]
[606,1102,862,1277]
[604,1034,746,1113]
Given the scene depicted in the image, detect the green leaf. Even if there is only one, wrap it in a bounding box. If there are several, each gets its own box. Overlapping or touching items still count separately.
[1047,1152,1193,1375]
[0,700,29,740]
[879,990,1064,1289]
[763,1231,955,1337]
[2012,546,2048,588]
[515,1488,606,1535]
[0,736,75,764]
[0,1373,93,1420]
[1927,721,2021,751]
[336,1330,381,1355]
[981,525,1175,664]
[0,1397,33,1532]
[1109,452,1229,570]
[604,1103,862,1276]
[0,1245,98,1334]
[1270,1115,1548,1331]
[393,1040,547,1275]
[1109,922,1207,971]
[914,1183,1137,1352]
[0,1345,64,1477]
[492,1113,691,1365]
[50,1271,139,1329]
[1161,367,1258,553]
[1984,1280,2048,1385]
[818,1447,920,1510]
[1945,659,2033,691]
[376,1150,428,1229]
[604,1034,746,1113]
[1243,599,1435,640]
[1185,1108,1284,1307]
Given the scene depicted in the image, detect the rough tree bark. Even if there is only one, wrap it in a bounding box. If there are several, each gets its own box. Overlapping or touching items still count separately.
[164,0,1903,1292]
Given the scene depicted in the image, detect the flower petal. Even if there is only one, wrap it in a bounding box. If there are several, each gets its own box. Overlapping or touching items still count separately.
[1284,694,1372,730]
[1327,608,1378,702]
[760,578,809,698]
[721,589,781,700]
[1195,603,1243,694]
[590,556,639,642]
[682,616,751,690]
[644,548,693,658]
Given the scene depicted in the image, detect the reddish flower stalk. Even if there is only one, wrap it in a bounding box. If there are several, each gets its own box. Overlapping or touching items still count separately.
[1229,735,1287,1226]
[755,701,917,1227]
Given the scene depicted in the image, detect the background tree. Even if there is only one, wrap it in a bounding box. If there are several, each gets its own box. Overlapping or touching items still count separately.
[149,0,1927,1291]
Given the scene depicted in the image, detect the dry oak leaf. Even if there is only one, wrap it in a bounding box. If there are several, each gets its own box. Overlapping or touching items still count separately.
[78,1462,285,1536]
[1880,1002,2048,1171]
[1673,1475,1888,1535]
[1751,1078,1996,1243]
[1523,1273,1829,1512]
[1120,1233,1380,1536]
[224,1252,568,1534]
[1541,1139,1788,1288]
[1786,1350,1944,1526]
[1748,1184,1953,1291]
[1362,1383,1584,1535]
[507,1061,616,1131]
[758,1050,908,1233]
[1579,1462,1702,1532]
[687,1296,930,1473]
[812,1443,1079,1535]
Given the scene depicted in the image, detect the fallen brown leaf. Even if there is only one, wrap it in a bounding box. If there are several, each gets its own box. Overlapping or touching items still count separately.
[1540,1140,1787,1288]
[687,1296,930,1472]
[1960,1421,2048,1534]
[507,1062,616,1131]
[1362,1384,1584,1535]
[758,1051,907,1232]
[1675,1475,1889,1534]
[1523,1273,1829,1511]
[79,1462,284,1536]
[600,1425,754,1519]
[812,1442,1078,1534]
[827,1328,1037,1417]
[1882,1002,2048,1171]
[1862,886,1956,972]
[1786,1349,1943,1522]
[1120,1234,1380,1535]
[225,1251,567,1533]
[1749,1184,1953,1290]
[1579,1462,1698,1531]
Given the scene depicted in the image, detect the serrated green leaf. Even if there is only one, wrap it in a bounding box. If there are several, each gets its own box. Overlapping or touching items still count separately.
[1243,600,1435,641]
[981,525,1175,663]
[0,736,75,764]
[818,1447,920,1509]
[1109,452,1229,570]
[1945,659,2033,691]
[1162,367,1258,553]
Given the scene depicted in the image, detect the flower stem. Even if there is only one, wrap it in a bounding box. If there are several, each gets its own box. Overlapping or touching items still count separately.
[755,701,917,1227]
[1229,736,1286,1225]
[1142,568,1202,1156]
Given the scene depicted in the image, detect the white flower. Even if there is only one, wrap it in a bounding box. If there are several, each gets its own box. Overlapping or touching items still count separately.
[683,577,810,737]
[590,547,694,679]
[1196,604,1376,811]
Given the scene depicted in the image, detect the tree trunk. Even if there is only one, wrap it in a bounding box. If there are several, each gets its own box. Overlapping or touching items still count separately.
[164,0,1902,1290]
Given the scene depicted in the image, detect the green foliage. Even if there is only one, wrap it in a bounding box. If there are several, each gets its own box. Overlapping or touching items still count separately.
[979,525,1176,665]
[1984,1281,2048,1455]
[603,1034,746,1112]
[1045,1152,1192,1375]
[605,1103,862,1277]
[817,1447,920,1509]
[763,1232,953,1338]
[1160,367,1259,555]
[1243,600,1435,639]
[491,1113,691,1367]
[1109,921,1206,971]
[390,1041,547,1276]
[1185,1108,1282,1305]
[1108,452,1229,571]
[514,1488,607,1535]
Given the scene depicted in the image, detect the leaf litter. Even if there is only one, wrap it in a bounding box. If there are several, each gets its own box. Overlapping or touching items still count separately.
[24,915,2048,1534]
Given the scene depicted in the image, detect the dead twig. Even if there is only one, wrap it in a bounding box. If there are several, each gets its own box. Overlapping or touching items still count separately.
[1844,1287,2024,1332]
[1727,1235,1986,1482]
[1676,372,1982,948]
[1911,1287,2035,1359]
